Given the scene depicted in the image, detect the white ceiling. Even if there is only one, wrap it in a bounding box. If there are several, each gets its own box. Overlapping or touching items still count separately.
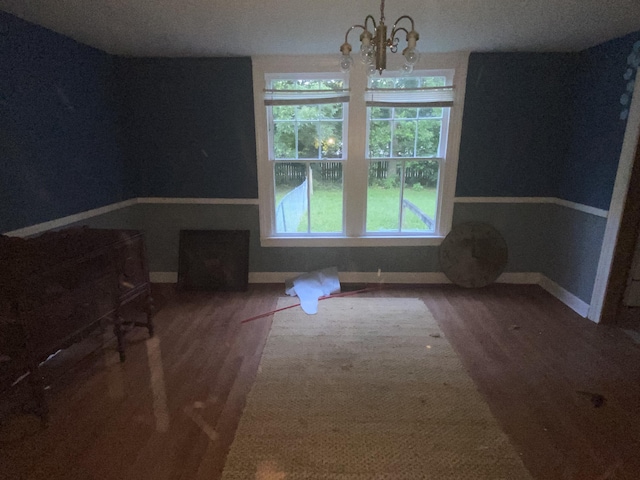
[1,0,639,57]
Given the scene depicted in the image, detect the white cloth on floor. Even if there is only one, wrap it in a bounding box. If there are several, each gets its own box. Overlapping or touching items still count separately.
[285,267,341,314]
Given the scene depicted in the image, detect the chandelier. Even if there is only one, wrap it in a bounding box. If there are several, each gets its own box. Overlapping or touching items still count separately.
[340,0,420,75]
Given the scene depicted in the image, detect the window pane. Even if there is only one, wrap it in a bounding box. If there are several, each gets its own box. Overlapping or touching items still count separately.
[394,77,419,89]
[395,107,418,119]
[319,103,343,120]
[393,120,416,157]
[369,106,391,119]
[297,104,319,121]
[273,121,296,159]
[416,119,441,157]
[318,122,342,159]
[274,162,344,234]
[368,120,391,158]
[271,101,344,161]
[418,107,442,118]
[369,78,395,89]
[294,79,344,90]
[368,76,447,89]
[272,79,296,90]
[297,122,318,158]
[402,160,439,232]
[421,76,446,87]
[272,106,295,120]
[367,161,402,232]
[274,163,308,233]
[272,79,344,91]
[309,162,343,233]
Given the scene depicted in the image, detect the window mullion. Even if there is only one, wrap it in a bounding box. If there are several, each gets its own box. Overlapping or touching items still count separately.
[413,113,419,158]
[306,162,311,233]
[390,110,396,157]
[344,63,367,237]
[398,161,405,232]
[294,108,299,160]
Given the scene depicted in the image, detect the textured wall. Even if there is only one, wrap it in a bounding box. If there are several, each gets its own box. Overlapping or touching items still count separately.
[560,30,640,210]
[3,9,634,308]
[456,52,578,198]
[113,57,258,199]
[0,11,128,233]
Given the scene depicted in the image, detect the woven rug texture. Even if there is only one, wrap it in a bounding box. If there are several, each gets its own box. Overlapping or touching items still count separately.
[221,297,533,479]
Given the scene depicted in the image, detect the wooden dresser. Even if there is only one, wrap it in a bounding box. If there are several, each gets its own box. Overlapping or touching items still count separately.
[0,227,154,422]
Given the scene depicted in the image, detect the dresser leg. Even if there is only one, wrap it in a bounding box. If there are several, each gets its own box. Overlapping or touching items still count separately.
[28,366,49,426]
[145,294,155,338]
[113,316,126,362]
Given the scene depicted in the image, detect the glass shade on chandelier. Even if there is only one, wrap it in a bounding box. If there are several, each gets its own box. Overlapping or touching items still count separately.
[340,0,419,75]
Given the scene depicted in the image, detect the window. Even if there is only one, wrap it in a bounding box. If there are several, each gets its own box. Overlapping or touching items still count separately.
[366,74,452,234]
[266,76,349,234]
[252,55,468,246]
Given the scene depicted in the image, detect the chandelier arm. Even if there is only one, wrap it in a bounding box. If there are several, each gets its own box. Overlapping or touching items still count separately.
[389,26,409,44]
[344,24,368,44]
[364,15,377,31]
[391,15,416,33]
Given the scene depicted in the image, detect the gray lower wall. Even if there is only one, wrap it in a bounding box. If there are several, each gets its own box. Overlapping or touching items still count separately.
[544,205,606,303]
[67,205,139,231]
[452,203,552,273]
[73,200,604,304]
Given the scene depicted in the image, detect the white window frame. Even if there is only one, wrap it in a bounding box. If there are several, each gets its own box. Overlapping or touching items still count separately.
[364,69,453,237]
[252,53,469,247]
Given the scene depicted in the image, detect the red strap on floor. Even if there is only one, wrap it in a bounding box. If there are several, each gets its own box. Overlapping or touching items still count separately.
[240,287,376,324]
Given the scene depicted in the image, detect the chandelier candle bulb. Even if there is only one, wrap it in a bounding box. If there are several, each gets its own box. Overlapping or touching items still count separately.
[340,42,353,73]
[360,31,374,64]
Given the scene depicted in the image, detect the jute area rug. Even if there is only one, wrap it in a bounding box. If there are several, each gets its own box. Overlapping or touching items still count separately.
[222,297,533,479]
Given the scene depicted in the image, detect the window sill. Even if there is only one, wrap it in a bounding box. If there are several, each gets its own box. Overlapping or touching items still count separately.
[260,236,445,247]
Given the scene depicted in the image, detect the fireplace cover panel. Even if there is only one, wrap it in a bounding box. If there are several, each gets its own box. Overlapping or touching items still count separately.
[178,230,250,291]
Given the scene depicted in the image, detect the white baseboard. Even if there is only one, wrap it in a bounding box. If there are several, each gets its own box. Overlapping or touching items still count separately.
[150,270,589,318]
[340,271,448,284]
[250,271,540,285]
[496,272,542,284]
[538,275,591,319]
[248,271,453,284]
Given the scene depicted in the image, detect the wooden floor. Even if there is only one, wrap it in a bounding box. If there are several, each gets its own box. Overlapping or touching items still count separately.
[1,284,640,480]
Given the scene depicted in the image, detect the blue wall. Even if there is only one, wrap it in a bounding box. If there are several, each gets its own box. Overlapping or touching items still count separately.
[456,52,578,198]
[560,30,640,210]
[3,9,639,308]
[456,34,640,211]
[113,57,258,199]
[0,11,128,233]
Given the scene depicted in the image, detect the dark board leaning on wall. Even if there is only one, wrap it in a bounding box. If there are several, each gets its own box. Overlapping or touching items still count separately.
[178,230,250,291]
